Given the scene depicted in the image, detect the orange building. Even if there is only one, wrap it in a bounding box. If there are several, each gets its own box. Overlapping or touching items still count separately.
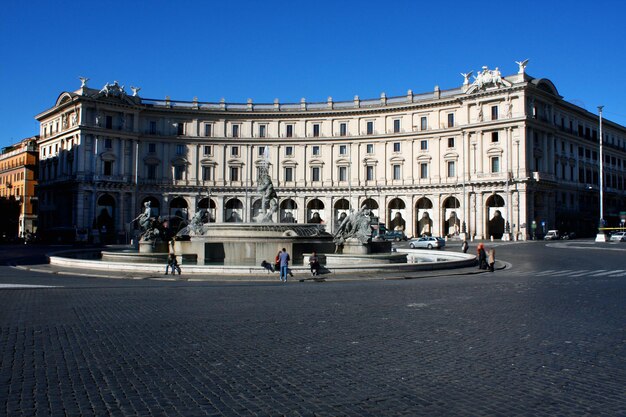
[0,136,39,238]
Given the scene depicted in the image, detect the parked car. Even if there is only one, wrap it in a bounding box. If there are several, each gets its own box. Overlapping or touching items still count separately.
[609,231,626,242]
[544,230,560,240]
[408,236,445,249]
[382,230,407,241]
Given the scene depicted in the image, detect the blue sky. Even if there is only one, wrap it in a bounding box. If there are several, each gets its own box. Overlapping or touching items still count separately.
[1,0,625,149]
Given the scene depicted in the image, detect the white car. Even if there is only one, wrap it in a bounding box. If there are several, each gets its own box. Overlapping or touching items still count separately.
[610,231,626,242]
[544,230,560,240]
[408,236,445,249]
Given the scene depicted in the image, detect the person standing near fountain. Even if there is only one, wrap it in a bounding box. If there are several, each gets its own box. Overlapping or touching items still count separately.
[278,248,290,282]
[309,251,321,276]
[165,240,181,275]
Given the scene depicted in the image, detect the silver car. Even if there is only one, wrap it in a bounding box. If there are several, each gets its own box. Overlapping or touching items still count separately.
[610,231,626,242]
[408,236,446,249]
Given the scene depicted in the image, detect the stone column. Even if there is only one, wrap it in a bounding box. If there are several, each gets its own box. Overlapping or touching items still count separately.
[478,131,484,174]
[215,197,224,223]
[433,194,442,237]
[476,192,485,239]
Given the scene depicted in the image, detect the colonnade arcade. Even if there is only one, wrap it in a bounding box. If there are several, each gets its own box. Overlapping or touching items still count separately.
[88,189,523,240]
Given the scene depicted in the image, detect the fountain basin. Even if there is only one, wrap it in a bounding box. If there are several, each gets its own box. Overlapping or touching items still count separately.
[48,247,476,276]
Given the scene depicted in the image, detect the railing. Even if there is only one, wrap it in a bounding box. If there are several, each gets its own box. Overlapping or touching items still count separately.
[138,86,466,113]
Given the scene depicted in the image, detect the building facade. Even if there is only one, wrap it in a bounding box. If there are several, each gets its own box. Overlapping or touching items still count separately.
[35,64,626,242]
[0,136,39,238]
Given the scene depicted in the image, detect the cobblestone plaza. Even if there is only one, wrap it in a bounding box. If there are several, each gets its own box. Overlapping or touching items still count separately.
[1,242,625,416]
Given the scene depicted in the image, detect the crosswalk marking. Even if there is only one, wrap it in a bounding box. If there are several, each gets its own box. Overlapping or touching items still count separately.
[569,270,598,277]
[505,269,626,278]
[591,270,620,277]
[550,269,585,276]
[535,270,558,276]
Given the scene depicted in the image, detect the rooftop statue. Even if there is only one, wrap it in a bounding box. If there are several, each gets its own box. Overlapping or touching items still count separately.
[99,81,126,98]
[460,71,473,86]
[515,59,529,74]
[474,66,506,89]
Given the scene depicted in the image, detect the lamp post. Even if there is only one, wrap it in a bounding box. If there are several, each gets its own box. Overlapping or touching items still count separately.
[595,105,606,242]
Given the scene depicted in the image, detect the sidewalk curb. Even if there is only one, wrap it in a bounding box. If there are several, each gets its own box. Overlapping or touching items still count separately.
[11,259,508,283]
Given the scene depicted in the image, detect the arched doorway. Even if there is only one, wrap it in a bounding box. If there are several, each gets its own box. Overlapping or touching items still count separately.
[306,199,325,224]
[486,194,506,239]
[415,197,433,236]
[198,198,216,223]
[387,198,406,231]
[361,198,379,218]
[225,198,243,222]
[334,198,350,232]
[169,197,189,232]
[280,199,297,223]
[251,199,262,222]
[442,197,461,237]
[96,194,115,242]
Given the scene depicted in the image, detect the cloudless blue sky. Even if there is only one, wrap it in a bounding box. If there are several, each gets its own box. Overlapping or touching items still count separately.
[2,0,625,149]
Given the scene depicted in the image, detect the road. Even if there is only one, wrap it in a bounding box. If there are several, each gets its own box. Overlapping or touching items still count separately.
[0,241,625,416]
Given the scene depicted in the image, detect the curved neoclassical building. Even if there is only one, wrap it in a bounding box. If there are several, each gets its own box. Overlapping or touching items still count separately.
[35,63,626,242]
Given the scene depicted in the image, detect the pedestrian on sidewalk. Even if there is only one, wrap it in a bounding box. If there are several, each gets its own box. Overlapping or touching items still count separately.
[488,248,496,272]
[461,240,469,253]
[165,239,181,275]
[477,243,487,270]
[278,248,290,282]
[165,253,181,275]
[309,251,321,276]
[274,251,281,272]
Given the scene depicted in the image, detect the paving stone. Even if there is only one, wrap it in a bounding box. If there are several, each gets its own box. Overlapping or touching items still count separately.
[1,243,626,416]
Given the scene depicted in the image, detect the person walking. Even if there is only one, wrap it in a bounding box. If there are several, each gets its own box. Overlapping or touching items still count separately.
[487,248,496,272]
[165,239,181,275]
[278,247,290,282]
[461,240,469,253]
[477,243,487,270]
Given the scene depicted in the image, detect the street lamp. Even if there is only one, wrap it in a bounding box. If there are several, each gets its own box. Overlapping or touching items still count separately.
[595,106,606,242]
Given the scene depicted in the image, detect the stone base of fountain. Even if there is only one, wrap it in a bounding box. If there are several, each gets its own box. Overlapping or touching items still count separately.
[138,241,169,254]
[174,223,335,265]
[318,238,406,265]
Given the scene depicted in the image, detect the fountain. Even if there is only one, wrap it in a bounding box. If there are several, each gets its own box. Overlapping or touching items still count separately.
[172,152,336,265]
[55,151,476,275]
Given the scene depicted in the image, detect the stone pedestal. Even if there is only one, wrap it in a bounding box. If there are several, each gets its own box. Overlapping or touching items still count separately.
[139,240,168,254]
[341,238,370,255]
[595,233,607,242]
